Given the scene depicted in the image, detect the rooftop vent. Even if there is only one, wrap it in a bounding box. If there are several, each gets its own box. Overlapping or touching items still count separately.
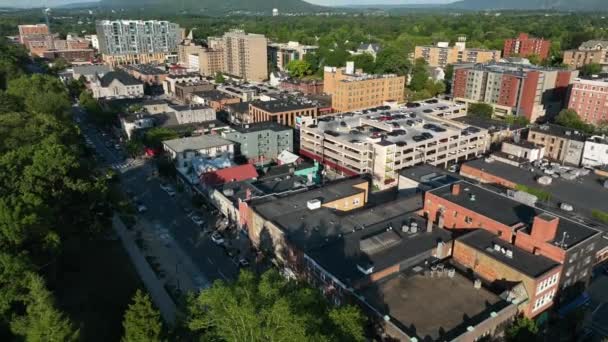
[474,279,482,290]
[307,199,322,210]
[410,222,418,233]
[469,194,476,201]
[357,262,374,275]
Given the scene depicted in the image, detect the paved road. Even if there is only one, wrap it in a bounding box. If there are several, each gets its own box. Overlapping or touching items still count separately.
[73,105,240,287]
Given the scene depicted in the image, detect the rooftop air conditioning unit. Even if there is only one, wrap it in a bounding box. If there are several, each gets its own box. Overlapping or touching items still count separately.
[307,199,322,210]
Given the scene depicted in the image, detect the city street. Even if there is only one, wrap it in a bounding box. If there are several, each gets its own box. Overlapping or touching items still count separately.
[73,104,241,291]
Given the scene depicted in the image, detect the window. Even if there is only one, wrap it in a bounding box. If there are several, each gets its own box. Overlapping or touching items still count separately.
[353,198,360,205]
[465,216,473,224]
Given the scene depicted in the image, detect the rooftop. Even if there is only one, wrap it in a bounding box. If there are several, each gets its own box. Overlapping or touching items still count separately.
[229,122,292,134]
[163,135,233,153]
[201,164,258,186]
[458,229,561,278]
[530,124,588,142]
[429,180,600,249]
[456,62,571,76]
[192,90,238,101]
[123,64,168,76]
[251,99,317,113]
[361,268,511,341]
[462,157,608,215]
[399,164,462,189]
[73,64,111,76]
[98,71,143,87]
[225,101,250,113]
[452,116,526,133]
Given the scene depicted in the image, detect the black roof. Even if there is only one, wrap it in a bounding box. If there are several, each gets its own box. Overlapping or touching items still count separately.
[231,121,292,134]
[99,71,143,87]
[225,101,250,113]
[530,124,588,142]
[251,99,317,113]
[399,164,462,189]
[192,90,237,101]
[123,64,167,76]
[457,229,561,278]
[429,181,600,250]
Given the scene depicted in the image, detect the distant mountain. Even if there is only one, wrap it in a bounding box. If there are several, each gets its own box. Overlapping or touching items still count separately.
[99,0,325,13]
[446,0,607,11]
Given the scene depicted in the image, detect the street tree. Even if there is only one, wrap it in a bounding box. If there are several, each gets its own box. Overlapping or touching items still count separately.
[122,290,163,342]
[286,59,313,78]
[468,103,494,118]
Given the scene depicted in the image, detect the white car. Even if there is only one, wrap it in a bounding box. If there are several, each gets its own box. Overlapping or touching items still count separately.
[136,202,148,213]
[165,188,176,197]
[211,233,224,245]
[560,203,574,212]
[238,257,250,268]
[191,215,205,226]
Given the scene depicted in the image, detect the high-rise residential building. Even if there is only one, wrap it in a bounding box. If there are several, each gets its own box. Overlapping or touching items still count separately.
[323,62,405,112]
[217,30,268,82]
[503,33,551,60]
[563,40,608,70]
[18,24,54,57]
[567,78,608,125]
[96,20,181,66]
[414,37,501,69]
[452,62,578,122]
[268,41,318,71]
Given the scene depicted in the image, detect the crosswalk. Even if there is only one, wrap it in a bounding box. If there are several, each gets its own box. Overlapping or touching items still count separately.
[111,158,146,171]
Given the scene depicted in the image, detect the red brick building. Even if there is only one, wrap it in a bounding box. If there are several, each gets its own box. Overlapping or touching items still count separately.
[503,33,551,60]
[567,77,608,125]
[279,79,324,95]
[42,49,95,63]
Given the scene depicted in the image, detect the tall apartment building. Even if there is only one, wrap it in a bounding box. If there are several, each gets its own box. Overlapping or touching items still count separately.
[178,39,225,77]
[18,24,54,57]
[414,37,501,69]
[503,33,551,60]
[323,62,405,112]
[268,41,318,71]
[213,30,268,82]
[452,62,578,122]
[563,40,608,70]
[299,101,486,188]
[567,78,608,125]
[96,20,181,66]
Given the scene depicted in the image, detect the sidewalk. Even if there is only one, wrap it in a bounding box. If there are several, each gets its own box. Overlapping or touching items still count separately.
[112,215,177,324]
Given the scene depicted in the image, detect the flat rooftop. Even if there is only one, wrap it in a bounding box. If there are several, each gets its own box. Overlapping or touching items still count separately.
[429,180,600,250]
[192,90,237,101]
[123,64,167,75]
[307,101,480,148]
[163,135,233,153]
[462,158,608,215]
[361,269,511,341]
[229,121,291,134]
[251,99,317,113]
[399,164,462,189]
[458,229,561,278]
[530,124,587,142]
[452,116,526,133]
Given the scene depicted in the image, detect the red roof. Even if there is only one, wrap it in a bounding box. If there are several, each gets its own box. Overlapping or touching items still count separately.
[201,164,258,186]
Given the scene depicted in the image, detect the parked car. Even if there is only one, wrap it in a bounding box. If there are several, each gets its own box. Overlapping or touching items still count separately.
[211,232,224,245]
[191,215,205,226]
[136,202,148,213]
[560,203,574,212]
[238,257,250,268]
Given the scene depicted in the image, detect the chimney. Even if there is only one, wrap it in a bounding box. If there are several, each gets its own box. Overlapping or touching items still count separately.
[531,213,559,242]
[451,183,461,196]
[427,218,433,233]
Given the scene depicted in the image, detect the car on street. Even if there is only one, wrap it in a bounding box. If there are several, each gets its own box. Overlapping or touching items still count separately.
[238,257,250,268]
[136,201,148,213]
[211,232,224,245]
[191,215,205,226]
[184,208,194,216]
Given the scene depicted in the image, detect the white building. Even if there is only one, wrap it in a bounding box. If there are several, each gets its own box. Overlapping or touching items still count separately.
[188,53,200,72]
[85,34,99,50]
[582,136,608,167]
[162,73,201,95]
[163,135,234,170]
[500,141,545,163]
[90,71,144,99]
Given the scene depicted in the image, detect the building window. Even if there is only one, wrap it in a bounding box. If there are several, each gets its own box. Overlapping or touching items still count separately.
[465,216,473,224]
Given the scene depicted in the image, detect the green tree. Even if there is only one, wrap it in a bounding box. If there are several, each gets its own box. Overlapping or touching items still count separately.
[555,109,593,133]
[468,103,494,118]
[425,79,446,97]
[66,77,86,99]
[351,53,376,74]
[186,269,366,341]
[375,46,411,76]
[579,63,602,77]
[505,316,538,342]
[0,91,21,112]
[215,72,226,84]
[303,52,321,75]
[7,74,71,118]
[10,274,80,342]
[527,54,542,65]
[144,127,179,150]
[409,58,430,92]
[286,59,312,78]
[122,290,163,342]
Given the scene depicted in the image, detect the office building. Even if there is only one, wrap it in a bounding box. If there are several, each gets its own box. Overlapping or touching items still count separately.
[96,20,181,66]
[323,62,405,112]
[452,62,578,122]
[414,37,501,69]
[299,101,487,188]
[222,122,293,165]
[567,78,608,125]
[268,41,318,71]
[503,33,551,60]
[563,40,608,70]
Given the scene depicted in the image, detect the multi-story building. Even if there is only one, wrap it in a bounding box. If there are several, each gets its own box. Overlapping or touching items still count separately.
[503,33,551,60]
[96,20,181,66]
[18,24,54,57]
[323,62,405,112]
[248,99,319,127]
[424,181,601,291]
[221,122,293,165]
[191,90,241,111]
[527,124,586,165]
[452,62,578,122]
[279,79,324,95]
[213,30,268,82]
[163,135,234,169]
[162,73,201,95]
[174,82,214,103]
[42,49,95,63]
[299,101,487,188]
[268,41,318,71]
[563,40,608,70]
[567,78,608,125]
[414,37,501,69]
[122,64,168,86]
[89,71,144,99]
[582,135,608,167]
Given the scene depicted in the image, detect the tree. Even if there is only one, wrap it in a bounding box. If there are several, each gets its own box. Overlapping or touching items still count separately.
[505,316,538,342]
[409,58,431,92]
[66,77,86,99]
[555,109,593,133]
[425,79,446,97]
[303,52,321,75]
[527,54,542,65]
[214,72,226,84]
[375,46,411,76]
[351,53,376,74]
[468,103,494,118]
[79,91,114,126]
[0,91,21,112]
[7,74,71,118]
[144,127,179,151]
[10,274,79,342]
[286,59,312,78]
[579,63,602,77]
[122,290,163,342]
[186,269,366,341]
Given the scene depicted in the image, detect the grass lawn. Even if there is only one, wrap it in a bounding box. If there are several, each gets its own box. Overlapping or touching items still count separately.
[53,236,142,342]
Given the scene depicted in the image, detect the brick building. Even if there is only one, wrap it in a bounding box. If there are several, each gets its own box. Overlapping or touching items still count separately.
[503,33,551,60]
[122,64,168,86]
[414,37,501,69]
[279,79,324,95]
[248,99,319,127]
[567,78,608,126]
[527,124,586,165]
[18,24,54,57]
[563,40,608,70]
[42,49,95,63]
